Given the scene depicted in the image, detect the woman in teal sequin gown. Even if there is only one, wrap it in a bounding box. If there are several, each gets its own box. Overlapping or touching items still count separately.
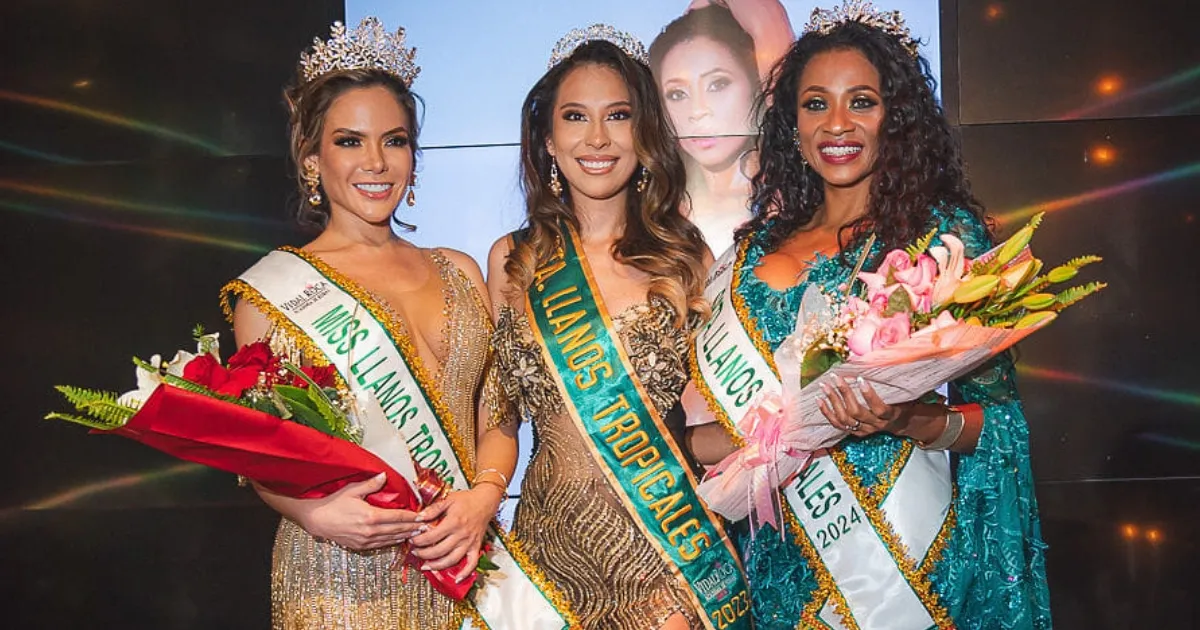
[686,13,1052,630]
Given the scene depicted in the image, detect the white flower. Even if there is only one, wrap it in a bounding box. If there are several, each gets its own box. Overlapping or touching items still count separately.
[116,348,199,410]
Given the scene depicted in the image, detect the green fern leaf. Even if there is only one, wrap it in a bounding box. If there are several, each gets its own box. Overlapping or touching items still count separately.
[906,227,939,258]
[44,411,126,431]
[1052,281,1107,311]
[51,385,137,425]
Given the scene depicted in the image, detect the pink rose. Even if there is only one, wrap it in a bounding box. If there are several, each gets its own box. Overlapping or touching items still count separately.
[858,249,918,307]
[847,311,912,358]
[894,254,938,312]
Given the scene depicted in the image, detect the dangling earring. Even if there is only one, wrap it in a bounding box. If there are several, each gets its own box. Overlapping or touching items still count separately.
[406,172,417,207]
[548,160,563,197]
[636,166,651,193]
[793,128,809,170]
[303,164,322,206]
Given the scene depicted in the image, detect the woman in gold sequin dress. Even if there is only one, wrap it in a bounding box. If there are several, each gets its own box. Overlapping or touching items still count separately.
[223,19,518,630]
[487,33,721,629]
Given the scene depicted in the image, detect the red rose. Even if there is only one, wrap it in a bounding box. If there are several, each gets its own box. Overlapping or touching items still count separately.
[183,354,228,391]
[290,365,337,389]
[217,366,262,398]
[228,342,275,371]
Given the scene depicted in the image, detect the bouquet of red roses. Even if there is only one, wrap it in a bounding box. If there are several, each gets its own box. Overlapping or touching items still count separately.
[47,326,480,599]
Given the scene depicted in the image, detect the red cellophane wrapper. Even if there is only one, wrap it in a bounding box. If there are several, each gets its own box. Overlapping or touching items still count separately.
[101,385,474,599]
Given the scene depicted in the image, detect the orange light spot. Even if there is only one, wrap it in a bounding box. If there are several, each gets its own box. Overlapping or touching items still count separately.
[1121,524,1139,540]
[1088,143,1118,166]
[1095,75,1122,96]
[985,4,1005,20]
[72,79,92,89]
[1146,529,1162,544]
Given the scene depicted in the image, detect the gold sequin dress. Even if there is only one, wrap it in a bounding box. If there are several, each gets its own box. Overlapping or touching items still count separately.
[268,250,490,630]
[494,297,702,629]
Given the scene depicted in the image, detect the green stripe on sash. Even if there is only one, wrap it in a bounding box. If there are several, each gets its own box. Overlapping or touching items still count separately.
[525,224,751,630]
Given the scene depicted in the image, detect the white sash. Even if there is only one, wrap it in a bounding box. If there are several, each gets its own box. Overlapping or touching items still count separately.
[234,249,570,630]
[692,244,953,630]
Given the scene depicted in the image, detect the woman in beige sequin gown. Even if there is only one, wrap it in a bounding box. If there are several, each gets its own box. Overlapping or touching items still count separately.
[486,37,713,629]
[226,19,518,630]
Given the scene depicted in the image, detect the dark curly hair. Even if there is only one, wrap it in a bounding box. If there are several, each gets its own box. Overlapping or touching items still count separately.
[738,21,987,255]
[506,40,709,327]
[284,68,422,232]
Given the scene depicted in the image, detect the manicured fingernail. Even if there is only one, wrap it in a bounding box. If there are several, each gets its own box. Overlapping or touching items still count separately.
[420,563,431,571]
[857,376,867,390]
[414,514,425,523]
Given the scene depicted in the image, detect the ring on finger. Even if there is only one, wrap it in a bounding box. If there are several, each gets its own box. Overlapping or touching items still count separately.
[850,420,861,431]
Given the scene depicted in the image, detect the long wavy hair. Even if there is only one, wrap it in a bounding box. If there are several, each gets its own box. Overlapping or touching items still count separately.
[284,68,422,232]
[506,40,708,327]
[738,22,988,255]
[648,4,758,86]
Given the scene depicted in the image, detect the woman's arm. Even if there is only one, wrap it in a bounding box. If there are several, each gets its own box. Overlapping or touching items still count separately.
[689,0,796,79]
[231,300,424,551]
[409,244,518,580]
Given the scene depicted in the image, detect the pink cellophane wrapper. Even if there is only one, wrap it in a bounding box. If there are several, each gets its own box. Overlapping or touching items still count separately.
[695,285,1052,525]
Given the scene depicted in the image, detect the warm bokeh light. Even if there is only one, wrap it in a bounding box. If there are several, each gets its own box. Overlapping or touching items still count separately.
[984,3,1005,21]
[72,78,92,89]
[1087,143,1118,166]
[1146,529,1163,544]
[1120,523,1139,540]
[1094,75,1123,96]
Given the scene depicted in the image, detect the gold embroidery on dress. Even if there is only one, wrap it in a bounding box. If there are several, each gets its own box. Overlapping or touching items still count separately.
[494,296,702,629]
[266,249,491,630]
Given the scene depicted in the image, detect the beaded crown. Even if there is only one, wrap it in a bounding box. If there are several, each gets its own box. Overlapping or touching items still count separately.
[547,24,648,69]
[803,0,920,57]
[298,17,420,86]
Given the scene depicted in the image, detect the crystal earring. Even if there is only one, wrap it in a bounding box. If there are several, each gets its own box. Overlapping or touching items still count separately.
[303,165,323,206]
[636,166,651,193]
[549,160,563,197]
[406,173,417,207]
[793,129,809,168]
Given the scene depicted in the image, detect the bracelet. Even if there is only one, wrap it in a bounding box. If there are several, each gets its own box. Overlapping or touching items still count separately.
[474,468,510,488]
[918,407,965,451]
[473,477,509,496]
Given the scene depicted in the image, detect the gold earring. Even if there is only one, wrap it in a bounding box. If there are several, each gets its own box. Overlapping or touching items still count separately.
[636,166,651,193]
[549,160,563,197]
[406,173,417,207]
[303,165,322,206]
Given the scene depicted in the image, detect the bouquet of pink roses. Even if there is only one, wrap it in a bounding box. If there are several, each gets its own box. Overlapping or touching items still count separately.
[698,212,1105,522]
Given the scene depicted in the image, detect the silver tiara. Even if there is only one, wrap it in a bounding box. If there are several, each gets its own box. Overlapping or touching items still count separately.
[804,1,920,58]
[298,17,421,86]
[547,24,648,69]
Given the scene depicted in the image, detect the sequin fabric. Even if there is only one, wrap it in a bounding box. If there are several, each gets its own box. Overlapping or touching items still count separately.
[733,207,1052,629]
[494,296,703,629]
[269,250,489,630]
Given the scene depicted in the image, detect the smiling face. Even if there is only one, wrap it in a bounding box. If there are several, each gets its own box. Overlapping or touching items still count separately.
[546,63,639,204]
[794,48,885,191]
[658,36,756,170]
[305,85,414,227]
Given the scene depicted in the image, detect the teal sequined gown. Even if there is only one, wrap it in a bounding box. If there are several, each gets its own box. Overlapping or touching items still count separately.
[733,207,1052,629]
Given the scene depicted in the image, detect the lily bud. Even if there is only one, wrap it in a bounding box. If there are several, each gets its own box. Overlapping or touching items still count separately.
[1000,259,1036,290]
[1020,293,1056,310]
[1015,311,1057,329]
[952,275,1000,304]
[1046,265,1078,283]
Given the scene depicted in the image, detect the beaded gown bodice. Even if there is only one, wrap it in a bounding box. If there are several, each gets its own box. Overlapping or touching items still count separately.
[267,249,489,630]
[494,296,703,629]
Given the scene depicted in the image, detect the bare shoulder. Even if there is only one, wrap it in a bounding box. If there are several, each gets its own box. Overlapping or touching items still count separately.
[434,247,485,286]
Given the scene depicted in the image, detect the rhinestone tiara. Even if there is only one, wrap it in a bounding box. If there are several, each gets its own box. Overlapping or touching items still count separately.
[803,0,920,58]
[547,24,648,69]
[298,17,420,86]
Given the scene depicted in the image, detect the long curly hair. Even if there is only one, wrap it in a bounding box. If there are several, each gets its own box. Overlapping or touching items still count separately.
[738,21,988,255]
[284,68,422,232]
[506,40,708,327]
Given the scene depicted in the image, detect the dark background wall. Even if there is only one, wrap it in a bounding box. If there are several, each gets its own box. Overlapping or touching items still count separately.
[942,1,1199,627]
[1,1,1196,628]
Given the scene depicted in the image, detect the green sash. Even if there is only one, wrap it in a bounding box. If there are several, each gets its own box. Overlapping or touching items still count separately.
[525,224,752,630]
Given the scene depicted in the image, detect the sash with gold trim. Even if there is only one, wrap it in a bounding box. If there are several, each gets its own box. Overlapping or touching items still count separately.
[689,242,956,630]
[222,247,574,630]
[525,225,752,630]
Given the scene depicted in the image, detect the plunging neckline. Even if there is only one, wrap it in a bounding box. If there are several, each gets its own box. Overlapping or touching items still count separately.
[284,246,451,377]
